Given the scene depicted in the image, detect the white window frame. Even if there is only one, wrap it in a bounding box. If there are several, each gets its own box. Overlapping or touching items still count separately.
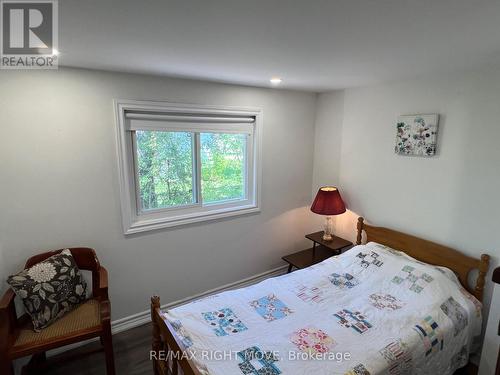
[114,99,263,234]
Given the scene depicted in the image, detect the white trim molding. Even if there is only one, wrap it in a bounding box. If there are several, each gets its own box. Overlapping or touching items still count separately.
[46,265,287,357]
[114,99,263,235]
[112,264,287,333]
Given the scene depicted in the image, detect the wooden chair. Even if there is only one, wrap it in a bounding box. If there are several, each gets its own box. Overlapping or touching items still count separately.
[0,247,116,374]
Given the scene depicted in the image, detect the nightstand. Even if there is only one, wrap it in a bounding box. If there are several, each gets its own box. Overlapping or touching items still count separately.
[282,232,353,273]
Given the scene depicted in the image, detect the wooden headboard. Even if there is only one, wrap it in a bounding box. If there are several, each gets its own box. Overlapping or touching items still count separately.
[356,217,490,301]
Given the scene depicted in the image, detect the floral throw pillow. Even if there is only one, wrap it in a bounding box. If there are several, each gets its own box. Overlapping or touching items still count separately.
[7,249,87,332]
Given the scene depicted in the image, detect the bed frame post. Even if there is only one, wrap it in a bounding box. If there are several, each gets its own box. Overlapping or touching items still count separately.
[475,254,490,301]
[356,217,364,245]
[151,296,162,375]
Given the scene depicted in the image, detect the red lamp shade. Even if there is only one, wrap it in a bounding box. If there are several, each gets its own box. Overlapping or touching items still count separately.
[310,187,346,216]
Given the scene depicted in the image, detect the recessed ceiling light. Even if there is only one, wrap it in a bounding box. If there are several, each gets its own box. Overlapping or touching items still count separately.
[270,77,282,85]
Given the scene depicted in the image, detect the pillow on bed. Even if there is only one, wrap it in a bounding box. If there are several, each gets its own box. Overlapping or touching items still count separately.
[367,241,470,290]
[7,249,87,332]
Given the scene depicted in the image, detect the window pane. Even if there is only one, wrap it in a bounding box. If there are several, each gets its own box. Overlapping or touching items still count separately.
[135,131,194,210]
[200,133,246,203]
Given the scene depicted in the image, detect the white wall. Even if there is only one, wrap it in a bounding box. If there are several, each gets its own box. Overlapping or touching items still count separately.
[0,67,319,318]
[309,91,346,230]
[479,283,500,375]
[313,67,500,369]
[312,91,344,191]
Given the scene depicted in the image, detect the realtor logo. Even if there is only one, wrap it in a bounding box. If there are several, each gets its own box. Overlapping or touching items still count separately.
[1,0,58,69]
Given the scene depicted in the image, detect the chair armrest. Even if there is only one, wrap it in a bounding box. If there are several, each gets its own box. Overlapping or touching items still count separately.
[95,266,111,324]
[96,266,109,300]
[99,299,111,322]
[0,288,17,351]
[0,288,15,311]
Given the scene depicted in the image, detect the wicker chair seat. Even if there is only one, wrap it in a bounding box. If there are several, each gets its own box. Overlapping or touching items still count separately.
[14,299,101,348]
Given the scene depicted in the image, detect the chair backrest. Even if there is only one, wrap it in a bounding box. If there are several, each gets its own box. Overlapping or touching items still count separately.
[24,247,101,298]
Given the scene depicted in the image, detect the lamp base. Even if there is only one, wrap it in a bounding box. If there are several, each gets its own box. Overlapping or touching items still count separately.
[322,232,333,241]
[322,216,334,241]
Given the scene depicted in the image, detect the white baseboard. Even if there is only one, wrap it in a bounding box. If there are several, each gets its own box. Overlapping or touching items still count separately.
[46,265,288,357]
[112,264,287,333]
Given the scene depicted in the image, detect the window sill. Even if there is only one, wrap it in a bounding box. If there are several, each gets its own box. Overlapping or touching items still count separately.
[124,204,260,235]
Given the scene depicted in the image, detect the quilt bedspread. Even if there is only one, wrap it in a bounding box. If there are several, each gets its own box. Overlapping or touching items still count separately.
[161,242,482,375]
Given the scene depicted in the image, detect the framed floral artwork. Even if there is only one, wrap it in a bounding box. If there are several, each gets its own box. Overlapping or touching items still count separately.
[395,114,439,156]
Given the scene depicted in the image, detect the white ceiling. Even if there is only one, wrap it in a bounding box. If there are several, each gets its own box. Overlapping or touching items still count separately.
[60,0,500,91]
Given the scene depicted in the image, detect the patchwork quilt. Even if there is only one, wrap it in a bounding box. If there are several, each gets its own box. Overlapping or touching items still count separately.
[161,242,482,375]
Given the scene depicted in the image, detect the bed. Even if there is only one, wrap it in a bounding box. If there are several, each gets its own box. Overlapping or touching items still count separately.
[150,217,490,375]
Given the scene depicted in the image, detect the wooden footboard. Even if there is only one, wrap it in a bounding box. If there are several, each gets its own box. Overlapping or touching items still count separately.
[151,296,202,375]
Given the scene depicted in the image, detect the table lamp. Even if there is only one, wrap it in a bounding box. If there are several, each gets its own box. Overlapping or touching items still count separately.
[310,186,346,241]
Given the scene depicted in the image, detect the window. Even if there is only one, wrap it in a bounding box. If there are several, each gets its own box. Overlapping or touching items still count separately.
[115,100,262,234]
